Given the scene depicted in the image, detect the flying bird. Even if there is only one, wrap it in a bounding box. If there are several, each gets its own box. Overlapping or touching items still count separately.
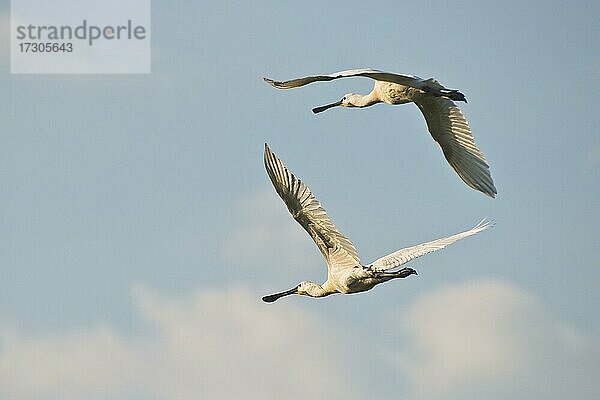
[262,143,493,303]
[264,68,497,198]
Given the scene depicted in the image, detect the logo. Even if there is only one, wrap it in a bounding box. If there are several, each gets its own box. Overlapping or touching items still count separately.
[11,0,151,74]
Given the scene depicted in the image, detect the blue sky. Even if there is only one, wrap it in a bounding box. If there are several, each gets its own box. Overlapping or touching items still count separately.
[1,1,599,399]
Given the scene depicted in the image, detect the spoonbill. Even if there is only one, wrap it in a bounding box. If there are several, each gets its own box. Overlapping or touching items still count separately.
[264,68,497,198]
[262,143,493,303]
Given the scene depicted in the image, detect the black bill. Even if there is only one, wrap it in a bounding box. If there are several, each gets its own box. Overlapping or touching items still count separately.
[312,100,342,114]
[262,286,299,303]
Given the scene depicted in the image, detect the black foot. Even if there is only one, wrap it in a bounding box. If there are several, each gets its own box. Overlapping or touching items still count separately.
[445,90,467,103]
[397,267,418,278]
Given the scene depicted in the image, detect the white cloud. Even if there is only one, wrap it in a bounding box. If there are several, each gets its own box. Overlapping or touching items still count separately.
[0,326,150,400]
[391,280,600,400]
[222,190,321,277]
[0,286,357,400]
[2,280,597,400]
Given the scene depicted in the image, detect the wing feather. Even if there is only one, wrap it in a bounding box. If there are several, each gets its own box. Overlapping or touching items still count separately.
[414,97,497,197]
[263,144,361,274]
[264,68,425,90]
[369,219,494,271]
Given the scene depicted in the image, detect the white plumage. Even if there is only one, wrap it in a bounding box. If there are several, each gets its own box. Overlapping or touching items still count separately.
[262,144,493,303]
[264,68,497,198]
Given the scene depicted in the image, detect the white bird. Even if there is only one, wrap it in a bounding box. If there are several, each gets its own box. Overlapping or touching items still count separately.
[264,68,497,198]
[262,143,493,303]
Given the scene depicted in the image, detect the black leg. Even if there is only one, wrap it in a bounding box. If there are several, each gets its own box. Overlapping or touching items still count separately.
[396,267,418,278]
[375,267,418,280]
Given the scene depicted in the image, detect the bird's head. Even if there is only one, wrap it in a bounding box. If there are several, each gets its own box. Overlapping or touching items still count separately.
[312,93,359,114]
[340,93,361,107]
[297,281,319,295]
[262,281,325,303]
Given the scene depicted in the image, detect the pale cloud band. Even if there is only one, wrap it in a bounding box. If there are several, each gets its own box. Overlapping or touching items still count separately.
[393,280,600,400]
[0,286,355,400]
[1,280,598,400]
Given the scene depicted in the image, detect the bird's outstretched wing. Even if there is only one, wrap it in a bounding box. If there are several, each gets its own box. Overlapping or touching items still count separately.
[368,219,493,271]
[414,96,497,197]
[264,144,361,274]
[264,69,466,100]
[264,68,425,90]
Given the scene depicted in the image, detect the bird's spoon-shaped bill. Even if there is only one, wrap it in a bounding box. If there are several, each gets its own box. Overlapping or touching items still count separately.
[312,100,342,114]
[262,286,299,303]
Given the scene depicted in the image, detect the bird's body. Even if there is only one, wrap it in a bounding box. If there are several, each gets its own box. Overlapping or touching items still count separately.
[360,80,418,106]
[262,144,493,303]
[264,68,496,198]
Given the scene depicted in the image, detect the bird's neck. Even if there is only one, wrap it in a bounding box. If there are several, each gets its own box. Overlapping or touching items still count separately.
[355,90,381,108]
[305,282,336,298]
